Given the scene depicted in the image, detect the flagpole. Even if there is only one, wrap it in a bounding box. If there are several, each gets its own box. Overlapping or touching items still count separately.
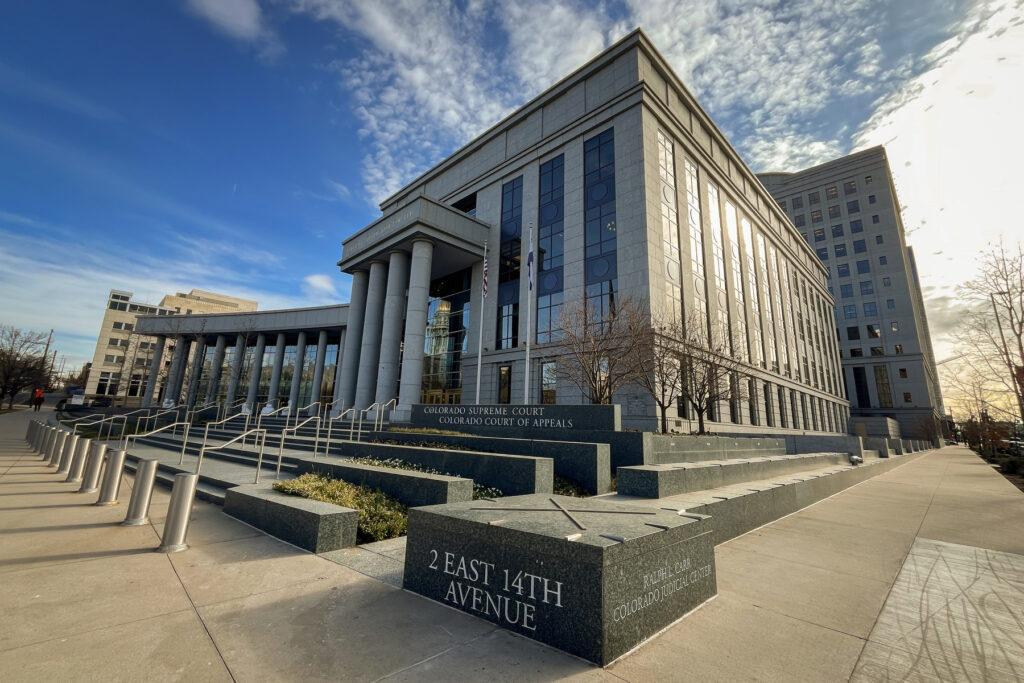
[475,241,487,405]
[523,222,534,405]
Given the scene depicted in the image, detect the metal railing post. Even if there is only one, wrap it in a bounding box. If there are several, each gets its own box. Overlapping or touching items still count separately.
[57,434,79,475]
[66,437,91,483]
[78,442,108,494]
[122,458,159,525]
[96,448,127,505]
[157,473,199,553]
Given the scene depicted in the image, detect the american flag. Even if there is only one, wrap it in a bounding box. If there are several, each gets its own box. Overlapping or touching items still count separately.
[527,225,535,291]
[482,248,489,297]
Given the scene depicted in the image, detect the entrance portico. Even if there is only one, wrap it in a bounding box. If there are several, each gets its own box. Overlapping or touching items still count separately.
[338,195,489,419]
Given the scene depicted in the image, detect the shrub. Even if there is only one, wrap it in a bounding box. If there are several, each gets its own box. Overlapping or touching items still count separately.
[349,456,503,499]
[1001,458,1023,475]
[274,474,408,543]
[553,476,588,498]
[388,426,466,436]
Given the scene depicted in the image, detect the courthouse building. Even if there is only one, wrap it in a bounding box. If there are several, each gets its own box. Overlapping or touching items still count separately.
[84,288,257,401]
[135,29,850,434]
[758,148,945,438]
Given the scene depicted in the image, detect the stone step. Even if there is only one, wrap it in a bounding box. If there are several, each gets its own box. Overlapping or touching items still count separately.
[617,452,851,498]
[136,434,303,474]
[123,453,230,504]
[603,450,931,545]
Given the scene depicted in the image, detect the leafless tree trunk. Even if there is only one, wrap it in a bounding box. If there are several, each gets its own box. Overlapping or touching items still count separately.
[678,316,747,435]
[952,240,1024,423]
[0,326,48,408]
[553,296,647,405]
[632,309,688,433]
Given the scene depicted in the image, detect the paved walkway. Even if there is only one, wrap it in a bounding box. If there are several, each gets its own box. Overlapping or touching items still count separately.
[1,407,1022,681]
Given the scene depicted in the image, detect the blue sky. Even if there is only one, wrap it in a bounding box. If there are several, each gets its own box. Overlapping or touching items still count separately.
[1,0,1021,371]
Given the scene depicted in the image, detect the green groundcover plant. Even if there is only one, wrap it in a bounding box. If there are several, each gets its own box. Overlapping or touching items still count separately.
[274,474,408,543]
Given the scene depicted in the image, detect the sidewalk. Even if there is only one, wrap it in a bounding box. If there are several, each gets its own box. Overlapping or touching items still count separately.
[1,408,1022,681]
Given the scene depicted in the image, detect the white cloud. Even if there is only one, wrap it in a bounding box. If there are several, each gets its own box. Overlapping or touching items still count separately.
[853,1,1024,361]
[0,212,338,368]
[185,0,283,58]
[301,273,340,302]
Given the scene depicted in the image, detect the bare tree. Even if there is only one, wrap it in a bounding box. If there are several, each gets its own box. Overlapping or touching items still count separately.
[553,296,647,405]
[952,241,1024,423]
[678,315,748,435]
[632,309,688,433]
[0,325,48,409]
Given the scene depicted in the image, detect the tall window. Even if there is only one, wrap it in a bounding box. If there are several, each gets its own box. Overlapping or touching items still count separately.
[740,215,764,367]
[584,128,617,322]
[708,186,732,353]
[657,131,682,321]
[536,155,564,342]
[540,362,557,404]
[497,365,512,404]
[724,202,749,362]
[496,176,523,349]
[756,232,779,372]
[684,159,709,333]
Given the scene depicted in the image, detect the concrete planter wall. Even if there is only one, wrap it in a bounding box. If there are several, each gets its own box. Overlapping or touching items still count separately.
[300,460,473,507]
[225,484,358,553]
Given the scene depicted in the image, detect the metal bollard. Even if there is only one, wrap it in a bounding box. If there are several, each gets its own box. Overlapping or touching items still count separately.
[25,420,34,442]
[37,427,49,456]
[123,459,159,526]
[57,434,79,475]
[44,427,56,457]
[66,438,91,483]
[157,473,199,553]
[78,442,108,494]
[95,448,127,505]
[48,431,67,467]
[30,423,39,450]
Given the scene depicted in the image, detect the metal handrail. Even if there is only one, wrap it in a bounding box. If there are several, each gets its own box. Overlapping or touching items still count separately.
[322,398,344,419]
[376,398,397,431]
[115,408,156,440]
[187,401,219,427]
[139,408,182,434]
[292,400,320,428]
[200,410,251,450]
[276,415,322,479]
[74,414,126,441]
[356,403,379,442]
[255,404,290,435]
[323,407,355,456]
[196,428,267,479]
[123,420,192,464]
[219,397,248,421]
[57,412,104,427]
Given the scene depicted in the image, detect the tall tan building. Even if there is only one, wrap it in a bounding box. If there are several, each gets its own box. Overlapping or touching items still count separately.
[84,288,257,401]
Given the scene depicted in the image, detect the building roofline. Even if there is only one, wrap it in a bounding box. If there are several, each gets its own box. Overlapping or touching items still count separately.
[135,302,346,323]
[758,145,887,179]
[376,27,648,211]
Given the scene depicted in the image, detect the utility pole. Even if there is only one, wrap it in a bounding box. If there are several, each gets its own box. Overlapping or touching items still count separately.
[41,329,53,388]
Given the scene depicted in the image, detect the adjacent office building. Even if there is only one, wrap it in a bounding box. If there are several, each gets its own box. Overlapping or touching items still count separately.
[85,288,257,402]
[759,147,944,438]
[135,29,849,434]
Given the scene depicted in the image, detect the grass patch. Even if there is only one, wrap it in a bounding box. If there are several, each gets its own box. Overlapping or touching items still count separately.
[388,426,467,436]
[273,473,408,543]
[350,456,503,499]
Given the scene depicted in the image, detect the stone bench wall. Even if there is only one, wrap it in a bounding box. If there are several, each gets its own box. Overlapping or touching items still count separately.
[618,452,850,498]
[324,441,553,496]
[299,459,473,507]
[224,484,357,553]
[374,432,611,495]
